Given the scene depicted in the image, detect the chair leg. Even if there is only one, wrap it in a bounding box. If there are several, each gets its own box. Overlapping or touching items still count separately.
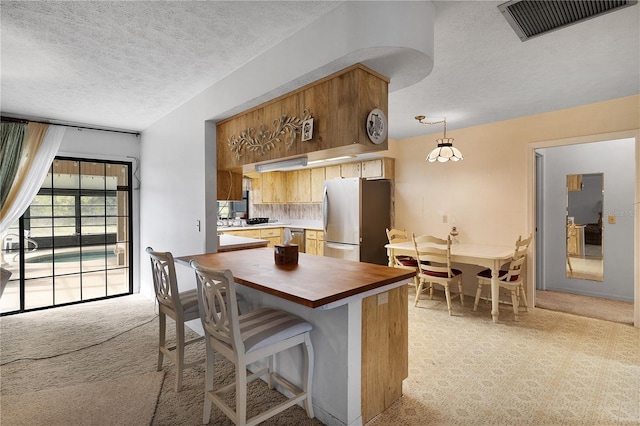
[267,354,274,389]
[473,282,483,311]
[203,346,214,424]
[236,361,248,426]
[414,280,424,306]
[157,312,166,371]
[429,282,434,300]
[510,288,519,321]
[303,333,315,419]
[174,320,185,392]
[519,284,529,312]
[444,285,453,315]
[457,278,464,307]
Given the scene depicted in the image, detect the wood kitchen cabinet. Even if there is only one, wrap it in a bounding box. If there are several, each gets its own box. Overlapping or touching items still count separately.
[286,170,312,203]
[311,168,325,203]
[361,158,394,179]
[261,172,286,203]
[260,228,282,247]
[324,165,341,180]
[305,230,324,256]
[341,162,361,178]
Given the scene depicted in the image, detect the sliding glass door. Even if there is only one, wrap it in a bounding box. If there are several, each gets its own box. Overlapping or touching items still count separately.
[0,157,133,314]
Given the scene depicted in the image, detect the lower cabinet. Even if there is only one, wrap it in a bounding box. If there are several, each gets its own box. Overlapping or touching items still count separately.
[220,228,282,248]
[305,230,324,256]
[260,228,282,248]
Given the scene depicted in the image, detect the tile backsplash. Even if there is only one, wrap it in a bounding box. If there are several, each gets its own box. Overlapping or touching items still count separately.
[251,202,322,222]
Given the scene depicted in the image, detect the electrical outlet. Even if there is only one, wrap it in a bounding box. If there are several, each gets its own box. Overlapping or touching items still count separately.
[442,215,448,223]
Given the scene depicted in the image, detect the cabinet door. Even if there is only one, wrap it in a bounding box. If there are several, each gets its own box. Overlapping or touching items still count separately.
[297,169,312,203]
[260,228,282,247]
[361,159,383,178]
[317,231,325,256]
[324,165,341,180]
[285,171,299,203]
[262,172,286,203]
[310,168,325,203]
[341,162,361,178]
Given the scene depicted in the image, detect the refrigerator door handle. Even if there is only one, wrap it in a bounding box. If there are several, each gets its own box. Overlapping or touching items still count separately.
[322,186,328,233]
[325,242,356,251]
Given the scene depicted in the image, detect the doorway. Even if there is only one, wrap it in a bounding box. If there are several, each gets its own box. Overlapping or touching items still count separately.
[532,136,637,324]
[0,157,133,314]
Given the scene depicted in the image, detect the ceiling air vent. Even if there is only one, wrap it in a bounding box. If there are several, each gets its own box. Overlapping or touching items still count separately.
[498,0,638,41]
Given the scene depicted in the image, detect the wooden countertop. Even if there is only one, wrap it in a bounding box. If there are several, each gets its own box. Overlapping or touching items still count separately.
[218,234,268,252]
[176,247,415,308]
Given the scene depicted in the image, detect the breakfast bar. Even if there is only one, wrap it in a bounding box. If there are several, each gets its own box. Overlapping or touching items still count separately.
[176,247,415,426]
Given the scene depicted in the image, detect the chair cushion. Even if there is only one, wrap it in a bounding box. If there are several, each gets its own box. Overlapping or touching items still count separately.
[476,269,519,282]
[397,256,418,267]
[422,268,462,278]
[177,289,200,315]
[239,307,312,353]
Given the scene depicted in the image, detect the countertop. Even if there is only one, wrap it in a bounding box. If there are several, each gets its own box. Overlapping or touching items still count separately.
[176,247,414,308]
[218,234,269,252]
[217,220,323,232]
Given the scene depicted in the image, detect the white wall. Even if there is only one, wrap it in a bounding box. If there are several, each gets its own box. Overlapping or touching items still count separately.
[538,138,635,301]
[57,127,141,292]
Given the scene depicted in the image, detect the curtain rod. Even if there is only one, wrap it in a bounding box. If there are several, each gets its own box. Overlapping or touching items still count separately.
[1,116,140,136]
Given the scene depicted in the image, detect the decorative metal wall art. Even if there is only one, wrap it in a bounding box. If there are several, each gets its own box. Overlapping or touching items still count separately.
[227,109,313,160]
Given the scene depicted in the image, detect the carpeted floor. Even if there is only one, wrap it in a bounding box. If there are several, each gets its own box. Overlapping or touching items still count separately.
[1,292,638,425]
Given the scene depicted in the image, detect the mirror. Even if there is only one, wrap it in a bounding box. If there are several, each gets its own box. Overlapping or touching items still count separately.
[566,173,604,281]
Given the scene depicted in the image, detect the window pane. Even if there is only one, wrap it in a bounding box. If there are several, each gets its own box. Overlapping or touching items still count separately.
[107,268,129,295]
[82,271,106,300]
[55,274,81,305]
[24,277,54,309]
[81,195,105,216]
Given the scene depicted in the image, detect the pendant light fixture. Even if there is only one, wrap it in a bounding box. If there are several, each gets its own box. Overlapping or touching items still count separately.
[415,115,463,163]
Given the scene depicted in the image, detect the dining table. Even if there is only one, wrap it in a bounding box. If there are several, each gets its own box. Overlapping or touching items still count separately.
[385,241,514,323]
[176,247,415,426]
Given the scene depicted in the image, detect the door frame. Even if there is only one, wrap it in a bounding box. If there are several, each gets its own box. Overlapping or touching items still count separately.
[527,129,640,328]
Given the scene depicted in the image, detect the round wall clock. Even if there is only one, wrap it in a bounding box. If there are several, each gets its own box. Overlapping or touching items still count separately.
[366,108,387,144]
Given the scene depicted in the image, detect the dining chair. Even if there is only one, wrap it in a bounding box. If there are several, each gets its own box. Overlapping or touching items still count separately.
[146,247,204,392]
[473,233,532,320]
[412,234,464,315]
[386,228,419,287]
[191,261,315,426]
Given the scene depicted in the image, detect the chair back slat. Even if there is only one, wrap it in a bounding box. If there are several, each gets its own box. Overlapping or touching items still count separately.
[191,262,243,353]
[503,233,533,282]
[413,234,455,279]
[146,248,182,313]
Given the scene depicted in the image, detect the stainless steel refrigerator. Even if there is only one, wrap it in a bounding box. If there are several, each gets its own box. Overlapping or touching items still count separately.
[323,177,391,265]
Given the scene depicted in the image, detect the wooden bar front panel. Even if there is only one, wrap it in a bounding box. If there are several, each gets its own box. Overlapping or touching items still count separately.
[361,285,409,424]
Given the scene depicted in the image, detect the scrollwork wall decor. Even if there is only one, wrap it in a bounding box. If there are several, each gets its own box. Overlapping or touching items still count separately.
[227,109,312,160]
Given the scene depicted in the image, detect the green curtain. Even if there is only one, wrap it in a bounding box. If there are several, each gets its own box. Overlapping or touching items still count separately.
[0,122,27,209]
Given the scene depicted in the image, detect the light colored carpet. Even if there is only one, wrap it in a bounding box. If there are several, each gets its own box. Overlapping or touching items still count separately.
[536,289,634,325]
[1,292,639,426]
[1,371,164,426]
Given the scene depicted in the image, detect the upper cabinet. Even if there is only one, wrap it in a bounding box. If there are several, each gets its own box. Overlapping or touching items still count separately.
[216,64,389,173]
[253,158,394,204]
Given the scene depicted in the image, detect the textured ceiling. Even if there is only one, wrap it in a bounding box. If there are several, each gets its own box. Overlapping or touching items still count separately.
[1,1,639,140]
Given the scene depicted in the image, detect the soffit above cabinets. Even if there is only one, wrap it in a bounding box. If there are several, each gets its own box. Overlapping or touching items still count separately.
[216,64,389,174]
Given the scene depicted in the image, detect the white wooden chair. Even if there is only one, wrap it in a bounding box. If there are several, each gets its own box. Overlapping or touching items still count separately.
[146,247,204,392]
[473,234,532,320]
[191,261,314,426]
[386,228,419,287]
[412,234,464,315]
